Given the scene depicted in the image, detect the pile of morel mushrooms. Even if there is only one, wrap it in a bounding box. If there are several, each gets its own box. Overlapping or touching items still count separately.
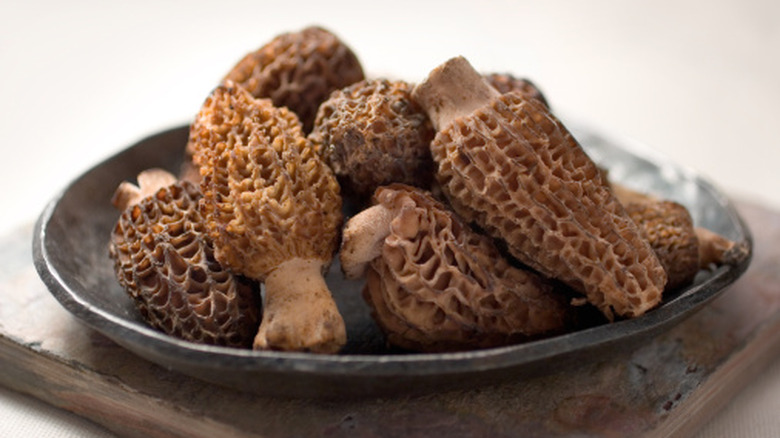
[108,26,747,354]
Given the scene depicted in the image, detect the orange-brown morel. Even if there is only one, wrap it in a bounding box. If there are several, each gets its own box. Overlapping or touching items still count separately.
[191,85,346,353]
[411,57,667,320]
[340,184,574,352]
[109,169,261,348]
[222,26,365,133]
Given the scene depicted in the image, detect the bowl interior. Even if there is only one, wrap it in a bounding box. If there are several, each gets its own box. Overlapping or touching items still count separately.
[33,124,752,397]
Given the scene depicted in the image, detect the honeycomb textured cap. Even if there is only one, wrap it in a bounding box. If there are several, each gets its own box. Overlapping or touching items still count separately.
[109,180,261,348]
[186,82,304,170]
[413,57,667,320]
[611,182,749,283]
[310,79,435,198]
[624,200,700,291]
[433,94,667,319]
[347,184,573,352]
[191,85,343,280]
[222,26,365,132]
[484,73,549,107]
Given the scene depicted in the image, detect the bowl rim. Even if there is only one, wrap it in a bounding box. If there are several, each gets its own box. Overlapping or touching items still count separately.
[32,123,754,380]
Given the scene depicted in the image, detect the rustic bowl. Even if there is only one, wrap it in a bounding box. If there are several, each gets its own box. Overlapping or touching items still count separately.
[33,123,752,399]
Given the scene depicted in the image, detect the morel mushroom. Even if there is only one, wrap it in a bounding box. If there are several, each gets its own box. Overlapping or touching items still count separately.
[310,79,436,199]
[623,200,700,290]
[484,73,549,107]
[612,183,749,287]
[191,84,346,353]
[109,169,261,348]
[222,26,365,133]
[412,57,667,320]
[341,184,574,352]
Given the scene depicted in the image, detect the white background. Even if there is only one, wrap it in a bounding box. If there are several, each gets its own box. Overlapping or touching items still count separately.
[1,0,778,436]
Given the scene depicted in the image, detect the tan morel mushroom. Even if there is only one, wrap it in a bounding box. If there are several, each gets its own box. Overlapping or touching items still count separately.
[612,183,749,287]
[411,57,667,320]
[109,169,261,348]
[191,84,346,353]
[222,26,365,133]
[484,73,549,107]
[623,200,700,290]
[309,79,436,199]
[340,184,574,352]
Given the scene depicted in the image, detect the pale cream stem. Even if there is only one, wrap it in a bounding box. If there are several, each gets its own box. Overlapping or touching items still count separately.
[411,56,500,131]
[254,257,346,354]
[339,204,395,279]
[111,168,178,210]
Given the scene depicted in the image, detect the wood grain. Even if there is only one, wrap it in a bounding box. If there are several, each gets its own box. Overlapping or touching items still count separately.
[0,200,778,437]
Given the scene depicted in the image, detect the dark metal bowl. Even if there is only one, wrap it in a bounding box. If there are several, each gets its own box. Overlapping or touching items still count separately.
[32,124,752,399]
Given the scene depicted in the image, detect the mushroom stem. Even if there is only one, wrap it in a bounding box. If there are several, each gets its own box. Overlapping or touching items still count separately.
[696,227,749,267]
[411,56,500,131]
[340,204,394,279]
[111,168,178,211]
[254,257,346,353]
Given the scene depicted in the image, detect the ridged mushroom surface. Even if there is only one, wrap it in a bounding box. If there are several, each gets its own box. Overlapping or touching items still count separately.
[484,73,549,107]
[624,200,700,290]
[310,79,435,199]
[412,57,667,320]
[222,26,364,132]
[611,182,750,290]
[191,84,346,353]
[109,175,261,348]
[340,184,573,352]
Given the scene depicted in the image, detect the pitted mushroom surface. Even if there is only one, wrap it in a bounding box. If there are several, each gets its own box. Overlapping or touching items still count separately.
[223,26,364,132]
[484,73,549,107]
[105,28,749,357]
[612,183,749,288]
[191,84,346,353]
[623,200,700,291]
[412,57,668,320]
[109,170,261,348]
[310,79,435,199]
[341,184,575,352]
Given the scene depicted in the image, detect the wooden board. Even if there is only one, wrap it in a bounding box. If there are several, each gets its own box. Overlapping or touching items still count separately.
[1,200,779,438]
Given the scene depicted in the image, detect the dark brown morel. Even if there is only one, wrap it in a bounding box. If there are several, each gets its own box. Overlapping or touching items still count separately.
[109,170,261,348]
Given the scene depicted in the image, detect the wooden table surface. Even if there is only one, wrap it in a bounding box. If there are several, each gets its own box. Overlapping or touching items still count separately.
[0,200,778,437]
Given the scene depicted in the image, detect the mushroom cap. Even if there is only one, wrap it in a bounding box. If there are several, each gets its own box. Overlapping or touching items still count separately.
[222,26,365,132]
[191,84,342,280]
[186,82,304,169]
[109,180,261,348]
[310,79,435,199]
[624,200,700,290]
[429,90,666,319]
[484,73,549,107]
[355,184,573,352]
